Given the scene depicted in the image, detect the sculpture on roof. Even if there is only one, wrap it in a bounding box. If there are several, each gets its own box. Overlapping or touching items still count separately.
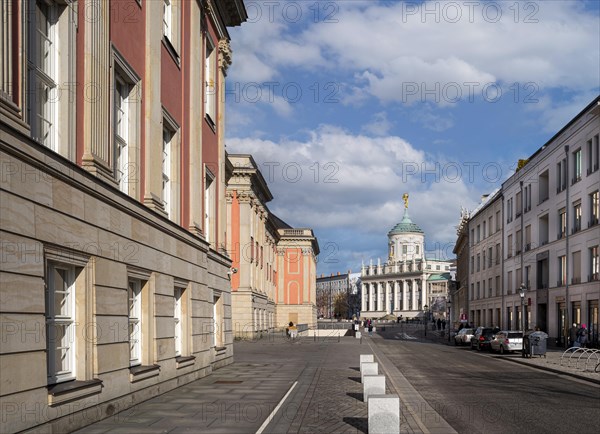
[402,193,409,209]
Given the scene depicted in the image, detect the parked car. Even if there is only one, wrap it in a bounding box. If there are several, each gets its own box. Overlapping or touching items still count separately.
[454,328,475,346]
[470,327,495,351]
[490,331,523,354]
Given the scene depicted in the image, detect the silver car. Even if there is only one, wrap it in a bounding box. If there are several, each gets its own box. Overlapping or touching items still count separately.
[489,331,523,354]
[454,328,475,346]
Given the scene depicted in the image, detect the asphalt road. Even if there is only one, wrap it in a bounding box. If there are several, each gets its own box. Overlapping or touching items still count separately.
[374,325,600,434]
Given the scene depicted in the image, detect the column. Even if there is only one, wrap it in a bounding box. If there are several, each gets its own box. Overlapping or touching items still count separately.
[402,280,407,310]
[369,284,374,312]
[412,280,417,311]
[362,283,368,312]
[394,281,400,310]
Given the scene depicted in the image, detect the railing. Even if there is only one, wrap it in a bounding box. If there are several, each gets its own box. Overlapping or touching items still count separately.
[560,348,600,372]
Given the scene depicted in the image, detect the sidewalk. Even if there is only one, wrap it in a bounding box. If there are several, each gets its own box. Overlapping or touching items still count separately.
[74,331,598,434]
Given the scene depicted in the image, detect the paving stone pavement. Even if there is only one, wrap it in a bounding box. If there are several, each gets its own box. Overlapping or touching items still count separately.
[74,329,598,434]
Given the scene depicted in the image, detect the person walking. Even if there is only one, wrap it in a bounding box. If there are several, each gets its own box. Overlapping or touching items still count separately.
[569,323,579,347]
[577,324,589,348]
[368,319,373,336]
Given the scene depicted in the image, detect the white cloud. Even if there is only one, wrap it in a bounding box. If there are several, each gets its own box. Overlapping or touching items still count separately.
[362,112,393,136]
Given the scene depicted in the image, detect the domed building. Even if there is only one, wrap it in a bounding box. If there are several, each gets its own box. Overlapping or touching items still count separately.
[360,195,453,320]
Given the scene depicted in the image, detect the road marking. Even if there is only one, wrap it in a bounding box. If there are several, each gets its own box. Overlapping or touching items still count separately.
[255,381,298,434]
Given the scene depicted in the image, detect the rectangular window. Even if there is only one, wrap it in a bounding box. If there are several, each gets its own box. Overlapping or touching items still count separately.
[204,36,217,125]
[590,246,599,282]
[507,270,513,294]
[495,243,500,265]
[538,170,549,203]
[590,191,599,227]
[557,158,567,193]
[114,76,129,192]
[46,263,76,383]
[572,251,581,284]
[573,202,581,233]
[483,221,486,239]
[507,234,513,258]
[162,128,172,217]
[488,217,493,235]
[483,251,486,270]
[128,279,142,366]
[470,229,475,246]
[525,225,531,251]
[488,278,492,297]
[516,230,522,254]
[525,266,530,289]
[28,0,57,151]
[205,169,215,244]
[495,276,500,297]
[174,287,183,357]
[572,148,582,183]
[476,254,480,272]
[488,247,493,267]
[470,256,474,274]
[558,208,566,239]
[587,134,599,175]
[477,225,480,243]
[476,282,480,299]
[482,280,485,298]
[516,191,522,216]
[496,210,501,231]
[558,256,566,286]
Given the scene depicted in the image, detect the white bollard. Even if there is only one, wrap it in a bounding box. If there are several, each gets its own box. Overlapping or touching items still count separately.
[360,362,378,383]
[355,331,362,339]
[360,354,374,367]
[363,375,385,402]
[368,394,400,434]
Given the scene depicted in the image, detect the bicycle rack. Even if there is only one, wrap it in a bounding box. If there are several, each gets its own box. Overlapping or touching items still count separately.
[560,348,600,372]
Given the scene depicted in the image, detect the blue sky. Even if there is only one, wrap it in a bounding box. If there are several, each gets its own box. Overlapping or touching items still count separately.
[225,0,600,276]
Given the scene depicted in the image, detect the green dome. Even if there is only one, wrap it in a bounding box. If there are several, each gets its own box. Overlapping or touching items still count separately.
[388,210,424,235]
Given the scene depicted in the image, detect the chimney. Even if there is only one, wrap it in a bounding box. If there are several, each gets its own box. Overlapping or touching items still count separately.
[481,194,489,203]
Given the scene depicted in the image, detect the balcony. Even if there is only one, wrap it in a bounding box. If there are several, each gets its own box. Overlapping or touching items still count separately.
[557,232,565,240]
[571,277,581,285]
[589,273,600,282]
[589,218,599,228]
[571,176,581,185]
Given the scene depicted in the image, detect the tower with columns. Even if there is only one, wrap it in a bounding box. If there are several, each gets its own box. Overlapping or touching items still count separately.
[360,195,452,320]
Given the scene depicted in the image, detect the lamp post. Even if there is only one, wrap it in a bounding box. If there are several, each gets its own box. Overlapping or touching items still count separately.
[447,299,452,343]
[519,283,527,357]
[424,304,428,337]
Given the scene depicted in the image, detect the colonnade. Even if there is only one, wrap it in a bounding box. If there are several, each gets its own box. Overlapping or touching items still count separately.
[361,279,424,313]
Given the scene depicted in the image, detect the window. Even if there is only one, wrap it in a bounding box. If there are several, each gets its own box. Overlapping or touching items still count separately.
[46,263,76,383]
[477,225,480,243]
[163,0,172,38]
[495,276,500,297]
[205,168,215,244]
[587,134,599,175]
[507,234,513,258]
[558,208,566,239]
[524,184,531,212]
[590,246,599,282]
[557,158,567,193]
[476,254,480,272]
[488,278,492,297]
[27,0,76,158]
[174,287,186,357]
[402,245,408,254]
[572,148,582,183]
[516,230,522,254]
[506,198,513,223]
[572,202,581,233]
[482,280,485,298]
[525,266,530,288]
[590,191,599,227]
[162,128,172,217]
[538,170,549,203]
[507,271,513,294]
[495,243,500,265]
[558,256,566,286]
[1,2,14,103]
[539,214,549,246]
[515,191,522,216]
[128,279,142,366]
[476,282,480,299]
[488,247,493,268]
[112,53,141,195]
[483,221,487,239]
[470,256,474,273]
[470,283,474,300]
[572,251,581,284]
[213,294,224,347]
[204,36,217,125]
[525,225,531,251]
[496,210,501,232]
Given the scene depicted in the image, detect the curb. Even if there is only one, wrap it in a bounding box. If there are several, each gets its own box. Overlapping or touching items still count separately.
[501,356,600,385]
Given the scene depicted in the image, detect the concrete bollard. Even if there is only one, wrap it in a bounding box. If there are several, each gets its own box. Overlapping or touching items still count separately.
[360,362,378,383]
[368,394,400,434]
[363,375,385,402]
[355,331,362,339]
[360,354,374,367]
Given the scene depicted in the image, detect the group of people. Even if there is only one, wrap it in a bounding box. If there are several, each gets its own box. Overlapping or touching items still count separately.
[433,318,447,331]
[569,323,590,348]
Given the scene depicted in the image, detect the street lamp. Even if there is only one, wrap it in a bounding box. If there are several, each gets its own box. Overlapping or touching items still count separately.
[424,304,428,337]
[447,300,452,343]
[519,283,527,357]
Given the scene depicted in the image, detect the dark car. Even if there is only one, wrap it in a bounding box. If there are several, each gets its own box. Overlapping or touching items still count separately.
[470,327,495,351]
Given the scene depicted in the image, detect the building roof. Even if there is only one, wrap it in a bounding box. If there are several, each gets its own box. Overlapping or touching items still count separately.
[269,213,292,230]
[388,209,424,235]
[427,273,451,282]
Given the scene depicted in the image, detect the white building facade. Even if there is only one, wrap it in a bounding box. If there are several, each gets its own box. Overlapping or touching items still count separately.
[361,205,452,320]
[502,97,600,345]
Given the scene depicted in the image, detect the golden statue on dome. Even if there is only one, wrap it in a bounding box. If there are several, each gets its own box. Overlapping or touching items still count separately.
[402,193,409,209]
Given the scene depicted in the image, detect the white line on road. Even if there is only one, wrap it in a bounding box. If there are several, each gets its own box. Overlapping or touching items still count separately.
[255,381,298,434]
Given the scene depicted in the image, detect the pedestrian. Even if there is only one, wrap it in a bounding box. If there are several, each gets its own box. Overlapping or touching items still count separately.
[569,323,578,347]
[577,324,589,348]
[288,321,298,339]
[437,318,442,331]
[442,319,446,330]
[368,319,373,336]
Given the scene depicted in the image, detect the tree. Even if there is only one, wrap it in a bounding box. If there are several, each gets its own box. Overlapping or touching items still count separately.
[333,292,349,319]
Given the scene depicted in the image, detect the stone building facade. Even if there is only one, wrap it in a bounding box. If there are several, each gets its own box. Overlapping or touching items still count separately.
[0,1,247,432]
[226,155,319,336]
[468,190,504,328]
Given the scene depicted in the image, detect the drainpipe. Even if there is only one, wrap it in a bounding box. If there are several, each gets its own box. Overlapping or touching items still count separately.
[520,181,525,329]
[564,145,570,347]
[501,193,505,330]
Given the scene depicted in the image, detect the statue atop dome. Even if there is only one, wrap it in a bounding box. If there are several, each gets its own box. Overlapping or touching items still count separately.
[402,193,409,209]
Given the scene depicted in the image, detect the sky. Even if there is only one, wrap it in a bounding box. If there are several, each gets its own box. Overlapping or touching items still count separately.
[224,0,600,276]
